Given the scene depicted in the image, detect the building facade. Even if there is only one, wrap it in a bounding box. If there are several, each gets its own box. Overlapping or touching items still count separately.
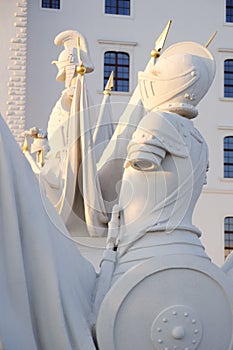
[1,0,233,266]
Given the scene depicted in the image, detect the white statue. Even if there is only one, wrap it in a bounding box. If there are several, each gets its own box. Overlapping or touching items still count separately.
[47,29,94,155]
[3,24,233,350]
[23,127,49,172]
[95,41,233,349]
[23,30,109,237]
[0,113,97,350]
[112,41,215,278]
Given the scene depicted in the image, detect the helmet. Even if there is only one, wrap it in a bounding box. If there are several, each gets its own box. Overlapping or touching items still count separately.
[138,42,216,118]
[52,30,94,84]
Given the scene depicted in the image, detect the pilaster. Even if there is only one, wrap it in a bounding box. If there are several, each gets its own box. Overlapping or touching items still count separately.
[6,0,27,145]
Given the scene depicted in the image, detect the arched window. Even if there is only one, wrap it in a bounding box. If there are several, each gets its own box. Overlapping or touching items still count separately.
[104,51,129,92]
[105,0,130,16]
[224,136,233,178]
[42,0,60,9]
[224,217,233,259]
[226,0,233,22]
[224,59,233,97]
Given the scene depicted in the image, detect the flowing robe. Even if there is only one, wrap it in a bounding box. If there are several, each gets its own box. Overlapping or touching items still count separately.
[0,115,97,350]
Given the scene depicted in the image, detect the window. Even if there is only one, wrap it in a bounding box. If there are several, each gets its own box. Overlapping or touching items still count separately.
[42,0,60,9]
[225,217,233,258]
[224,59,233,97]
[104,51,129,92]
[226,0,233,22]
[98,39,136,93]
[224,136,233,177]
[105,0,130,15]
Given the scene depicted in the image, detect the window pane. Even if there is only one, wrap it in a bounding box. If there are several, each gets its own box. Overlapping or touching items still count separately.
[118,0,130,15]
[105,0,117,14]
[42,0,60,9]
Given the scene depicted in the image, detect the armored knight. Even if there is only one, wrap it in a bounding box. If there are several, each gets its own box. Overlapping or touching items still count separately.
[2,24,233,349]
[23,30,104,235]
[96,41,233,350]
[24,30,94,167]
[111,42,216,280]
[47,29,94,156]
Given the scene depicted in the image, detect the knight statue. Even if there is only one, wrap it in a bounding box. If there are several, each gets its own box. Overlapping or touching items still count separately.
[1,23,233,350]
[23,30,109,237]
[112,41,215,277]
[95,40,233,350]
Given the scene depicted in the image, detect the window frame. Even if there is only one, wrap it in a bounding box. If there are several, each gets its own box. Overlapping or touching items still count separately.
[216,126,233,182]
[104,51,130,93]
[105,0,130,16]
[218,49,233,101]
[224,216,233,258]
[224,59,233,98]
[40,0,61,10]
[97,39,137,96]
[103,0,134,18]
[225,0,233,24]
[224,136,233,178]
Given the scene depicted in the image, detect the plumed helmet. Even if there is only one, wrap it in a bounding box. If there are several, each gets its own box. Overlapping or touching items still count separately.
[138,42,216,118]
[52,30,94,83]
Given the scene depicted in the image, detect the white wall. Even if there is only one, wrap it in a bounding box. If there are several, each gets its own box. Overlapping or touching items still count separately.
[25,0,220,129]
